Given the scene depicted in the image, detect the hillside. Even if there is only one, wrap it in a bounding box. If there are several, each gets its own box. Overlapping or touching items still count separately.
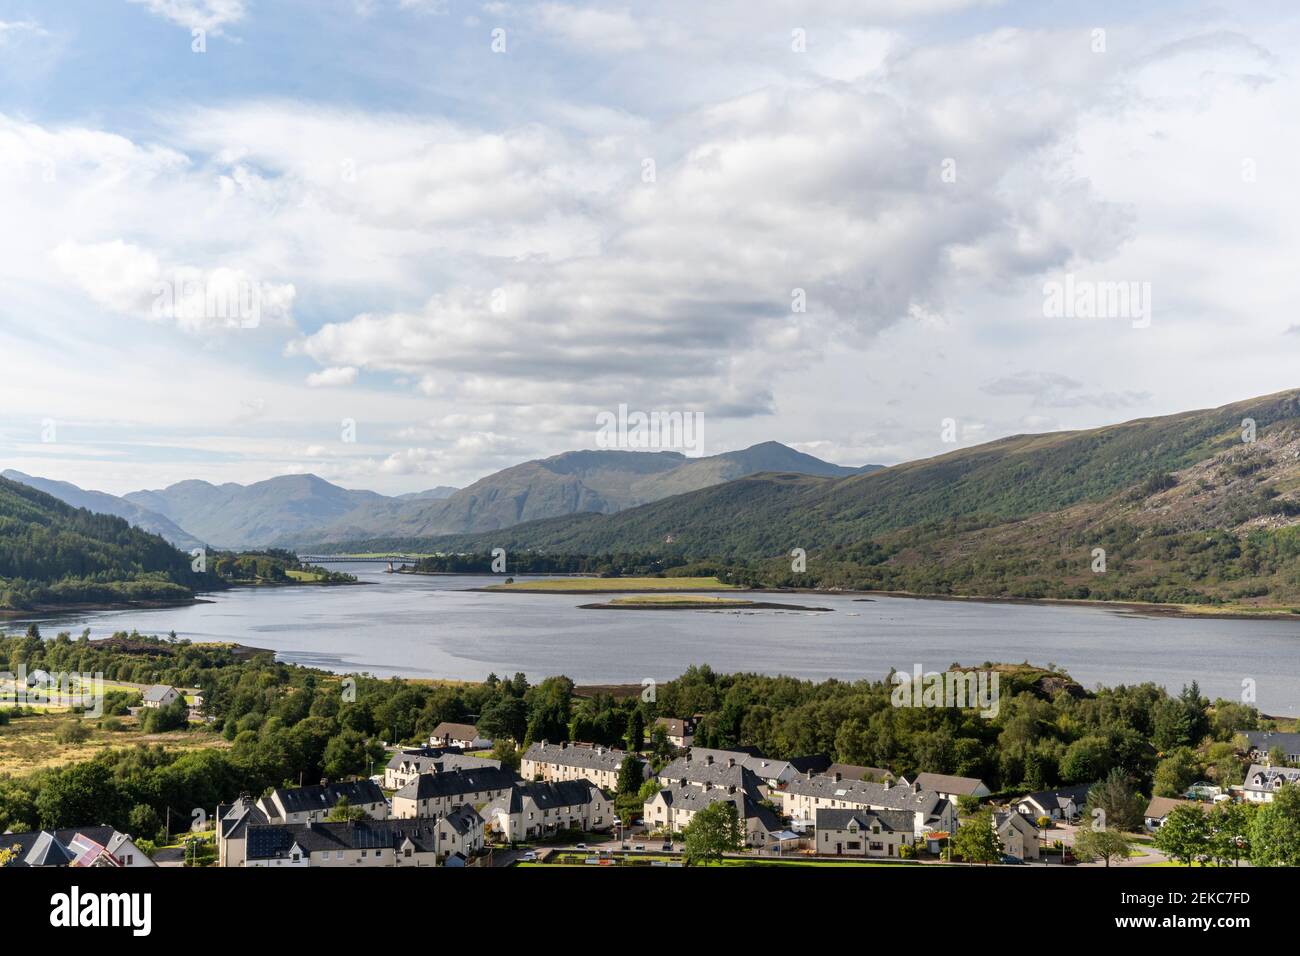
[124,474,387,550]
[395,390,1300,609]
[0,476,221,610]
[2,470,206,551]
[293,442,876,545]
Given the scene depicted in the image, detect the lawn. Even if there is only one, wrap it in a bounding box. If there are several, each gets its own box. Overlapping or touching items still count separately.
[486,576,738,593]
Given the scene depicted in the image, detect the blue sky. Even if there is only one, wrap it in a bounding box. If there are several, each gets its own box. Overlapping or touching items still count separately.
[1,0,1298,495]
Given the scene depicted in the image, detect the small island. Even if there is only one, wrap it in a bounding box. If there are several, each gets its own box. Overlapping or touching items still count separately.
[580,594,832,612]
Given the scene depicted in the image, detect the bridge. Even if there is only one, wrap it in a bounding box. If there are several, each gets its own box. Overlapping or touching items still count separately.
[298,554,426,565]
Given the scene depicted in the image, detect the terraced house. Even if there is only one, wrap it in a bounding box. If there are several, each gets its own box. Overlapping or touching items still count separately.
[644,780,780,848]
[814,808,915,858]
[261,780,389,824]
[482,780,612,841]
[779,772,957,838]
[522,740,644,791]
[383,747,502,790]
[391,766,518,819]
[242,818,442,867]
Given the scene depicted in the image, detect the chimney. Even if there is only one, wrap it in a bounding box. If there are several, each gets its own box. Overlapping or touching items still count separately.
[704,781,712,791]
[705,754,713,766]
[834,772,842,783]
[679,778,687,788]
[912,781,920,793]
[806,769,813,780]
[541,739,549,747]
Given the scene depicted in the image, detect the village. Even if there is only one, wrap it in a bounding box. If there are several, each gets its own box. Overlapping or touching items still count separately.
[6,698,1297,870]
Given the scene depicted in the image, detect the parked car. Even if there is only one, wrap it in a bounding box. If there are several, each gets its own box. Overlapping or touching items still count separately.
[661,841,673,852]
[1000,854,1025,865]
[520,851,537,861]
[575,842,587,850]
[633,843,646,851]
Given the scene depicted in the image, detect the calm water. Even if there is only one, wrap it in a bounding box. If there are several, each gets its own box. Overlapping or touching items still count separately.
[13,563,1300,714]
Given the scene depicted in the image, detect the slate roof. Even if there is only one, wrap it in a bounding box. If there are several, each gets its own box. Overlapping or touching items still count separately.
[245,818,439,861]
[825,763,895,783]
[688,747,793,782]
[1017,784,1093,813]
[784,775,946,817]
[272,779,386,815]
[816,807,914,833]
[912,772,988,796]
[218,795,270,837]
[143,684,178,703]
[524,741,634,774]
[658,756,764,799]
[994,810,1037,835]
[1,825,125,868]
[485,779,603,816]
[1243,763,1300,793]
[651,782,778,834]
[1242,731,1300,756]
[386,748,500,775]
[441,804,483,836]
[394,766,518,802]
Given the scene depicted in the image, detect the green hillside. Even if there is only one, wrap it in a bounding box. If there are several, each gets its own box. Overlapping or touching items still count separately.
[0,476,222,610]
[366,389,1300,609]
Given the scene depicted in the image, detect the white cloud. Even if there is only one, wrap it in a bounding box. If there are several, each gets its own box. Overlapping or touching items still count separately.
[127,0,246,34]
[306,366,359,388]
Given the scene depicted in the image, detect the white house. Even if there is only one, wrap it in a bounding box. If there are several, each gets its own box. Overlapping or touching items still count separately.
[994,810,1040,860]
[814,808,914,858]
[482,780,612,842]
[261,780,389,824]
[522,741,644,791]
[1015,784,1092,822]
[242,818,441,867]
[142,684,181,709]
[1242,763,1300,803]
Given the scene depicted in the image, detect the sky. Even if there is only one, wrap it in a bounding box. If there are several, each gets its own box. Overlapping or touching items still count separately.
[1,0,1298,496]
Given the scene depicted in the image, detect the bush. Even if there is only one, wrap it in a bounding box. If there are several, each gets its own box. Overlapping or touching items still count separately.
[54,720,93,744]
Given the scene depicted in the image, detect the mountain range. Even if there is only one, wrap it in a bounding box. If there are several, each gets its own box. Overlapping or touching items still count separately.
[5,442,878,550]
[408,389,1300,608]
[8,389,1300,609]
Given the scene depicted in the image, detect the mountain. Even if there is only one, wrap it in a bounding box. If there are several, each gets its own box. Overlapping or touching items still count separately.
[403,390,1300,608]
[0,475,219,609]
[395,486,458,501]
[124,474,387,550]
[2,470,205,551]
[296,442,877,545]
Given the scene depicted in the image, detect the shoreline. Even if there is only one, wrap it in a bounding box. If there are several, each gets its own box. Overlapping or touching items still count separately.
[462,580,1300,620]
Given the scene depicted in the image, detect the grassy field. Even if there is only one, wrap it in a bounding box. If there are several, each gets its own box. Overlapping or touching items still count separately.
[285,569,325,582]
[486,576,738,593]
[0,711,227,775]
